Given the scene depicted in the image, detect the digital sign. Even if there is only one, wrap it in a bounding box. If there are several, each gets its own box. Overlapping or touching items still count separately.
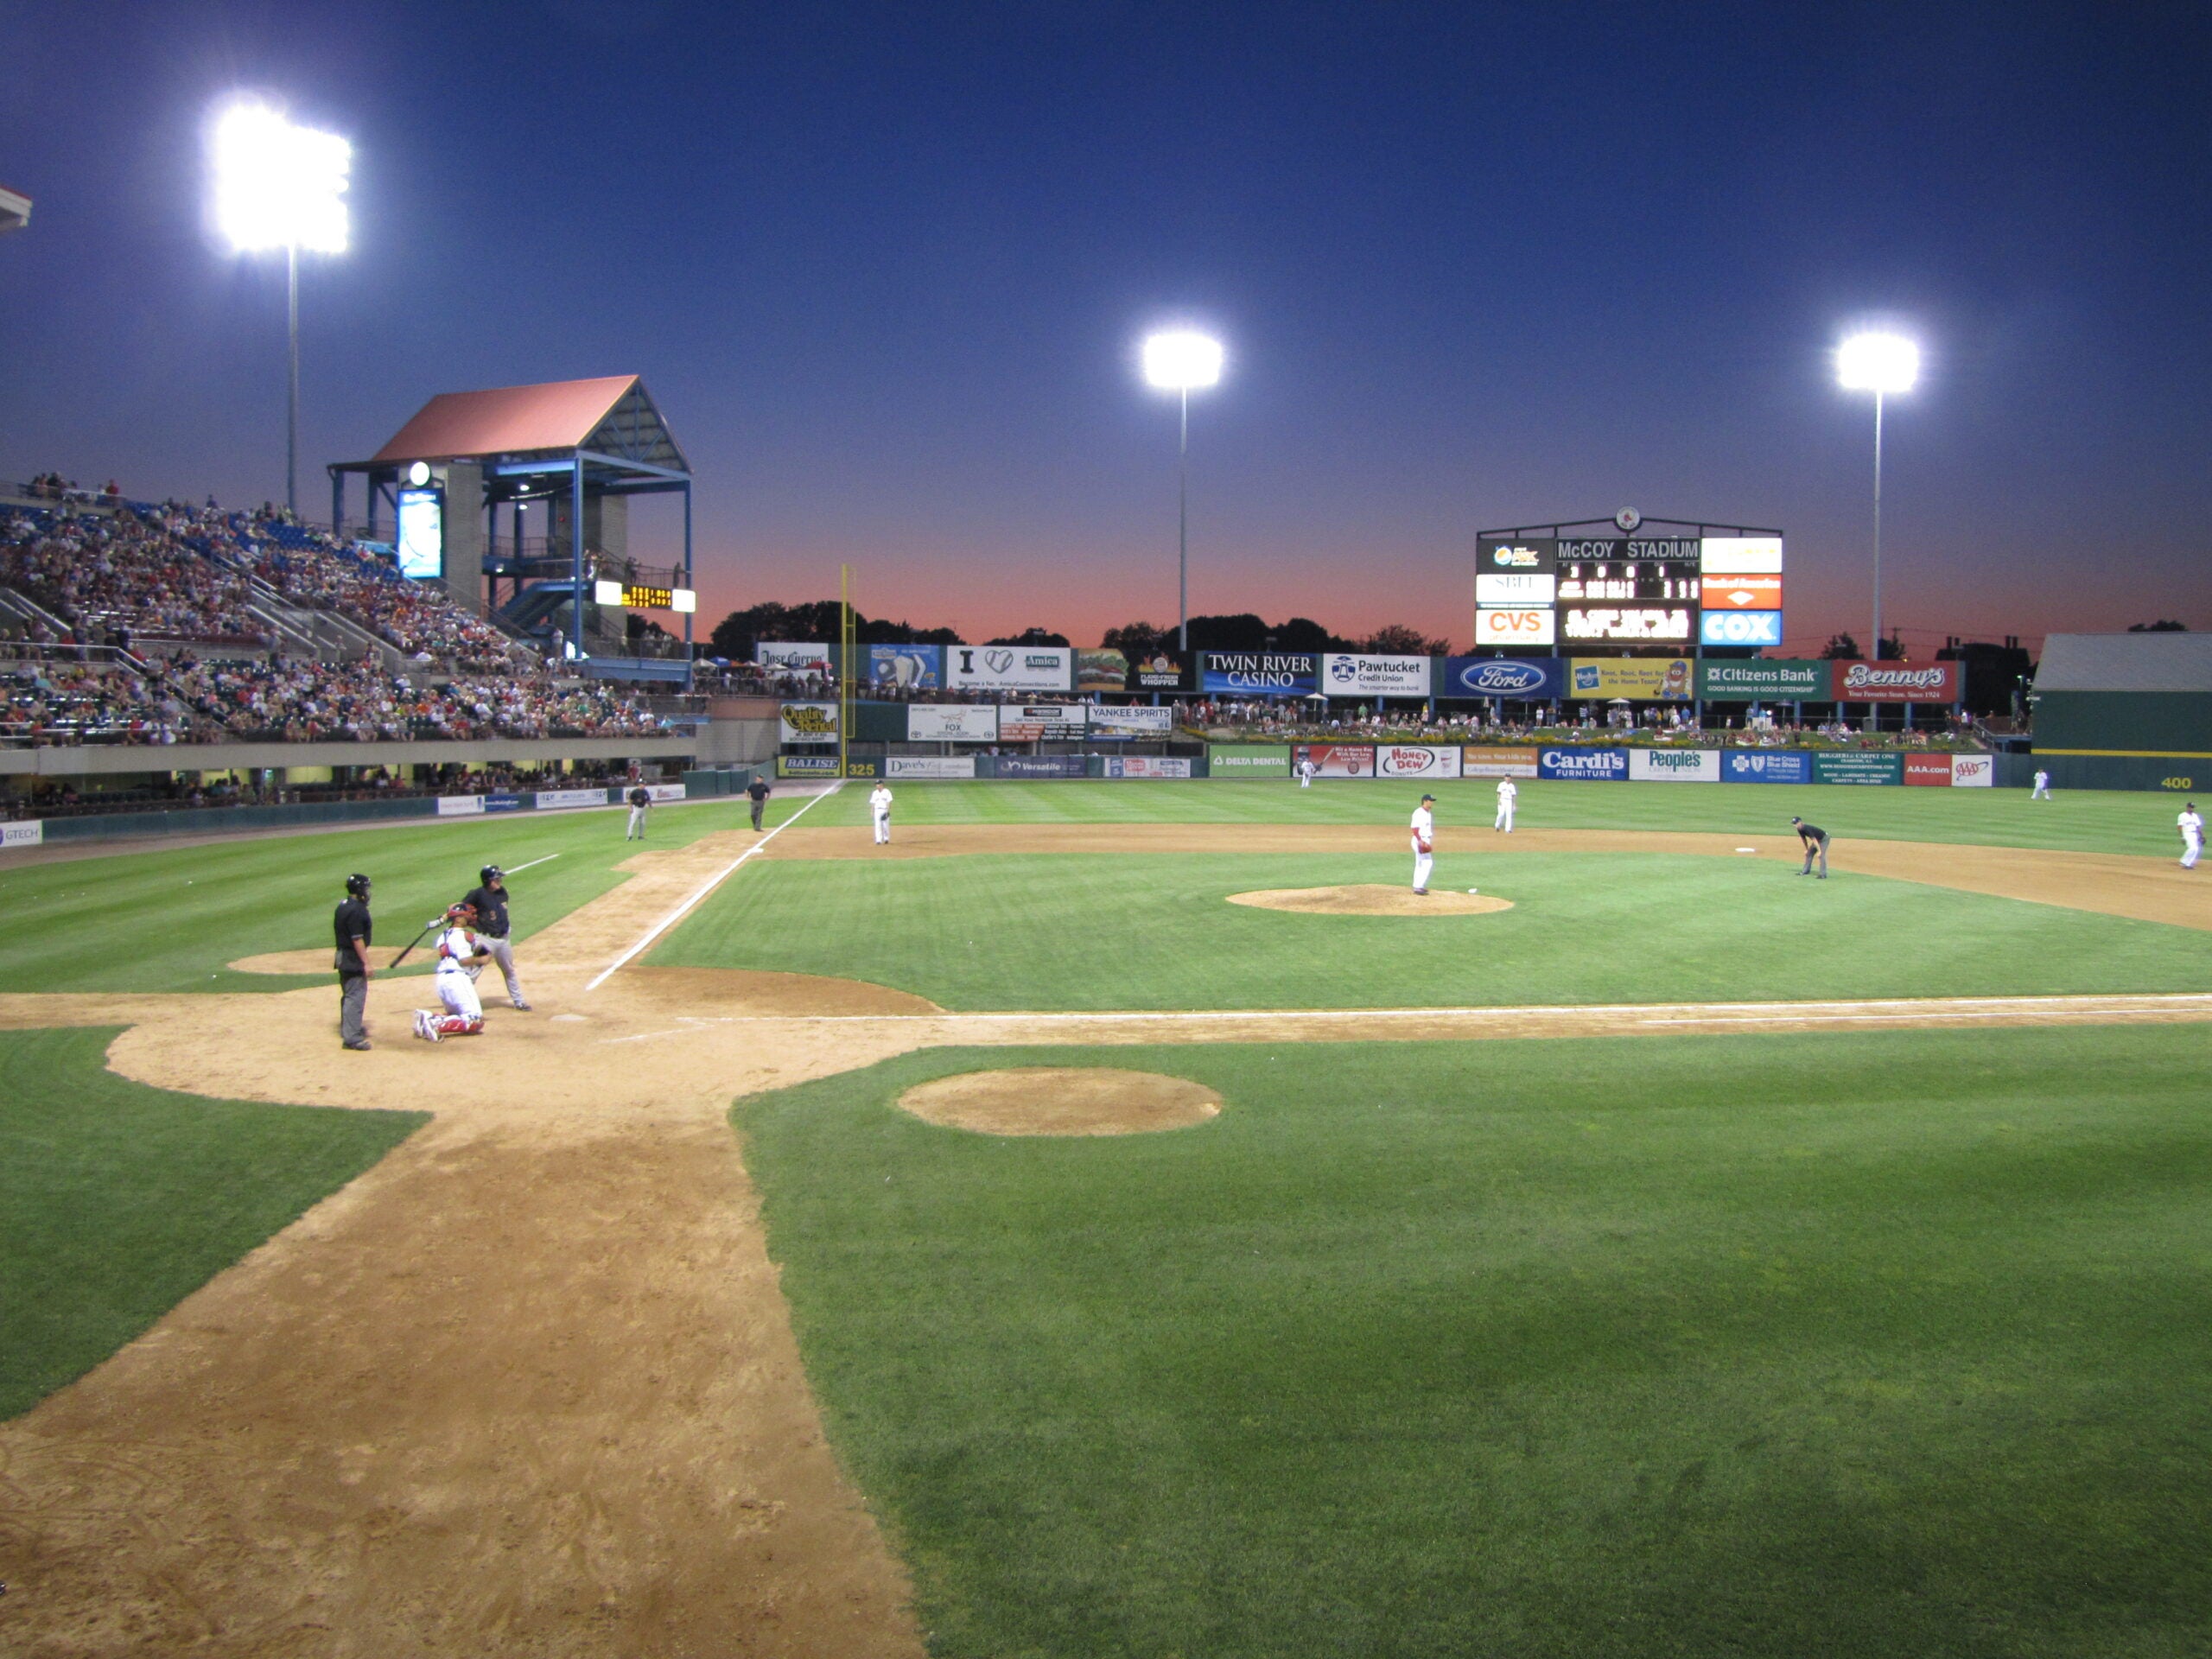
[1560,607,1694,643]
[592,580,696,612]
[396,488,442,580]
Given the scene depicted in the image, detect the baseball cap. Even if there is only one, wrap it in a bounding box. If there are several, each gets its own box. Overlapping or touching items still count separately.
[1421,793,1435,802]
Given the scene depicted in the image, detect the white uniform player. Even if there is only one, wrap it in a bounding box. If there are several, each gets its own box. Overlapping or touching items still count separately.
[869,781,894,844]
[2181,803,2203,870]
[1495,777,1517,832]
[413,905,489,1041]
[2031,769,2051,800]
[1297,758,1317,788]
[1410,793,1435,894]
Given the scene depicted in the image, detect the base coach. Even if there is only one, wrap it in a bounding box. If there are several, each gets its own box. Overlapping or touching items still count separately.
[461,864,531,1009]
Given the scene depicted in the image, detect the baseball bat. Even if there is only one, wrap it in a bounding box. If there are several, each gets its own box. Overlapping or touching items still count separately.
[386,918,442,970]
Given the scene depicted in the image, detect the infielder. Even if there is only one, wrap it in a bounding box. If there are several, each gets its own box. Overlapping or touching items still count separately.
[1791,815,1830,879]
[334,872,374,1050]
[2031,768,2052,800]
[747,772,771,831]
[1297,757,1317,788]
[2181,801,2203,870]
[626,784,652,840]
[1411,792,1435,893]
[461,864,529,1009]
[1494,776,1517,833]
[868,779,894,844]
[413,903,492,1042]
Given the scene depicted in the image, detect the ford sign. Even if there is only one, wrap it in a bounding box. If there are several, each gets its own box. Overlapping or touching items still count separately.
[1443,656,1565,700]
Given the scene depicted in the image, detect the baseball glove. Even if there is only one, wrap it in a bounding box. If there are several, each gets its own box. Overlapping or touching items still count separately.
[1415,836,1433,855]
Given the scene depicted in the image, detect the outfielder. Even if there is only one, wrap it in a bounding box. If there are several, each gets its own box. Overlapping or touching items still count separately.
[461,864,529,1009]
[2031,768,2052,800]
[1411,792,1435,894]
[2182,801,2204,870]
[626,784,652,840]
[1494,776,1517,833]
[1791,815,1830,879]
[413,903,492,1042]
[868,779,894,844]
[1297,757,1317,788]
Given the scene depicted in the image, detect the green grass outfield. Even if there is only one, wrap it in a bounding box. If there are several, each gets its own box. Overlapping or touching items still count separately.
[657,849,2212,1009]
[0,1027,425,1420]
[736,1028,2212,1659]
[804,777,2193,855]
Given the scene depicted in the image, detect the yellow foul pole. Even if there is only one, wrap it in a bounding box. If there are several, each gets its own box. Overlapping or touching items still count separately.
[839,563,853,778]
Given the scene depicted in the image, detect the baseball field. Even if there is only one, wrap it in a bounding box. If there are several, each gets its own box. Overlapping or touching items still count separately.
[3,779,2208,1657]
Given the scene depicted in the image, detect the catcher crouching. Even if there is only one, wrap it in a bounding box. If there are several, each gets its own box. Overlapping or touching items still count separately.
[413,903,493,1042]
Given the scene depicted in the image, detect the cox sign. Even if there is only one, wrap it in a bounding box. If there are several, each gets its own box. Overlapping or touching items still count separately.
[1700,610,1784,646]
[1539,746,1629,781]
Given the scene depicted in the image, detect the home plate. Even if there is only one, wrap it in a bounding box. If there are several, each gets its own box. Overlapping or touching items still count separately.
[551,1014,588,1023]
[1735,847,1758,853]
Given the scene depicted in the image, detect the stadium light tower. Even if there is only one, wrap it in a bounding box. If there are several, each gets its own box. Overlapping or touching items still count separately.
[211,99,351,519]
[1836,331,1919,662]
[1141,329,1225,650]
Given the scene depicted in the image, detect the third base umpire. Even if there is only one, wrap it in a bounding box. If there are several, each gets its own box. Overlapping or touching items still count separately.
[461,864,531,1009]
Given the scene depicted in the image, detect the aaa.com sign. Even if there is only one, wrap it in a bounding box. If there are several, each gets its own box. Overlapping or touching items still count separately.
[1832,661,1961,702]
[1377,744,1462,779]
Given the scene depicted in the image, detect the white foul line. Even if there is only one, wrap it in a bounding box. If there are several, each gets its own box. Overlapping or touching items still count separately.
[503,853,562,874]
[584,781,842,993]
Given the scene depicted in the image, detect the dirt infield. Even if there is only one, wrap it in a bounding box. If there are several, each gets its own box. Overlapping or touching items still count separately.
[897,1066,1224,1135]
[1227,884,1514,915]
[3,823,2209,1657]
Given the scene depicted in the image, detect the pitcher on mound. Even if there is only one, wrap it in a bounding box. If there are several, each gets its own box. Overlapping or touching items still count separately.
[1411,792,1435,893]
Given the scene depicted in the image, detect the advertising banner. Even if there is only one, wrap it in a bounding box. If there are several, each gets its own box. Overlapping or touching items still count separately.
[995,754,1087,779]
[843,758,880,779]
[1629,748,1720,782]
[484,791,525,812]
[1699,658,1827,700]
[867,644,941,692]
[997,702,1085,741]
[1699,537,1785,574]
[780,702,840,743]
[1106,755,1194,779]
[1561,607,1695,644]
[779,754,840,776]
[946,644,1073,693]
[887,755,977,779]
[1320,653,1433,698]
[1130,650,1185,690]
[1460,746,1540,778]
[1441,656,1567,700]
[1087,704,1174,738]
[535,787,614,810]
[757,640,834,674]
[1721,751,1811,785]
[435,795,486,816]
[1904,753,1954,786]
[1701,573,1783,611]
[1476,572,1558,606]
[1200,651,1317,696]
[1832,661,1961,703]
[1,819,45,848]
[1538,746,1630,781]
[1475,607,1557,647]
[639,783,687,803]
[1951,754,1995,787]
[1075,648,1129,693]
[1569,658,1695,701]
[906,704,1000,741]
[1812,752,1904,785]
[1700,610,1784,647]
[1293,742,1377,779]
[1377,744,1463,779]
[1207,743,1291,777]
[1478,537,1556,573]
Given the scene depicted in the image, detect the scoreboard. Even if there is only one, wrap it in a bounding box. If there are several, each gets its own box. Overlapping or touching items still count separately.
[1476,531,1783,652]
[1555,537,1700,644]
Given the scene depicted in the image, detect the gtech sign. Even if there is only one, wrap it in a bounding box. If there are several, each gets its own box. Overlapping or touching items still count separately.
[1538,746,1629,781]
[1443,657,1567,700]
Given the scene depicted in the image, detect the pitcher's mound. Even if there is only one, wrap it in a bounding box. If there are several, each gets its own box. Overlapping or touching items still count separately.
[1227,885,1515,917]
[897,1067,1222,1136]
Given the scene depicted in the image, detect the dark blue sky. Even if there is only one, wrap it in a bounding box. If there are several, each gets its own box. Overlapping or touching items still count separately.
[6,0,2209,650]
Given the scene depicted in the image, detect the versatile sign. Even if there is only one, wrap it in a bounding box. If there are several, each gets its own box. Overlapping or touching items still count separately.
[1629,748,1720,782]
[1702,573,1783,609]
[1699,659,1827,700]
[1377,744,1463,779]
[1087,704,1174,738]
[1700,610,1784,647]
[1442,657,1567,700]
[1538,746,1630,780]
[997,702,1084,741]
[1460,746,1540,778]
[1904,753,1954,785]
[1106,755,1193,779]
[535,787,614,810]
[994,754,1086,779]
[1832,660,1961,702]
[1,819,44,847]
[1476,572,1557,606]
[1292,742,1377,778]
[1951,754,1994,787]
[1478,537,1556,572]
[435,795,486,816]
[1700,537,1784,574]
[758,640,833,674]
[780,702,840,743]
[906,704,999,741]
[1561,607,1694,643]
[1569,658,1695,701]
[1199,651,1317,696]
[886,755,976,779]
[1320,653,1432,698]
[1811,752,1904,785]
[947,645,1073,693]
[1075,648,1129,693]
[868,644,942,691]
[1476,607,1557,646]
[1721,751,1811,785]
[1207,744,1292,776]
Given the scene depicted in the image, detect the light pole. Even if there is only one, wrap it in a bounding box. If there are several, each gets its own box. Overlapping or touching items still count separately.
[211,100,351,519]
[1141,330,1224,651]
[1835,332,1919,663]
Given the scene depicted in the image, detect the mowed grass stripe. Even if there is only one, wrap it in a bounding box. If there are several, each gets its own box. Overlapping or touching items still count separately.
[735,1027,2212,1659]
[657,850,2212,1010]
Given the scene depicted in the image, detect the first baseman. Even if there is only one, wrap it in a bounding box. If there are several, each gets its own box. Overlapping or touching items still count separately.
[1410,792,1435,893]
[1494,776,1517,833]
[869,780,894,844]
[461,864,529,1009]
[2182,801,2203,870]
[413,903,492,1041]
[1792,815,1830,878]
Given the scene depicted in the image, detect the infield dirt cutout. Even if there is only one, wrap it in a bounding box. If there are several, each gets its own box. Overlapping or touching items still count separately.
[1228,883,1514,916]
[3,821,2211,1658]
[898,1065,1223,1135]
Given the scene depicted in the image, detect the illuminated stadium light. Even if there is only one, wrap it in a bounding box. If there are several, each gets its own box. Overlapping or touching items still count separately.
[1836,332,1919,394]
[211,101,351,255]
[1142,330,1224,391]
